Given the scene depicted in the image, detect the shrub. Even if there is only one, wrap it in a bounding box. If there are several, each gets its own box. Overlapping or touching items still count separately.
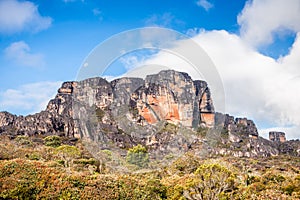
[44,135,61,147]
[15,135,33,146]
[168,153,201,176]
[55,145,81,168]
[196,126,208,138]
[26,152,41,161]
[126,144,149,168]
[162,122,178,134]
[74,158,97,165]
[184,163,236,200]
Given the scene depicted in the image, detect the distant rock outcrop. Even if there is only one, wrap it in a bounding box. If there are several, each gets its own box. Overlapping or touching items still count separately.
[269,131,286,142]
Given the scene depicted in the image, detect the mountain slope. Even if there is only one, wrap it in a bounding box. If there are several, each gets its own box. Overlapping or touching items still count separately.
[0,70,299,159]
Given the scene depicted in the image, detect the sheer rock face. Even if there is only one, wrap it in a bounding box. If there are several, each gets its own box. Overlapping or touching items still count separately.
[131,70,215,128]
[0,70,214,137]
[1,70,295,157]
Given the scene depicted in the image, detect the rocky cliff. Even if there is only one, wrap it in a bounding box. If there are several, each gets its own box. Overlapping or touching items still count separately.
[0,70,299,158]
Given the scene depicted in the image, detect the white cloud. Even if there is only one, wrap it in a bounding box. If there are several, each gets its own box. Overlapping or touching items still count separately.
[120,55,141,70]
[238,0,300,47]
[4,41,45,68]
[125,29,300,139]
[193,31,300,126]
[0,0,52,34]
[196,0,214,11]
[0,81,62,115]
[145,13,184,28]
[123,0,300,140]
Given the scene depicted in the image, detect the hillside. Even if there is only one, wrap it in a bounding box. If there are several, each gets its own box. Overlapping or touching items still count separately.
[0,70,300,199]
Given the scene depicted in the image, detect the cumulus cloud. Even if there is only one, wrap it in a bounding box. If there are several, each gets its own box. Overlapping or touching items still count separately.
[4,41,45,68]
[0,81,62,115]
[0,0,52,34]
[120,0,300,139]
[121,29,300,139]
[194,31,300,129]
[238,0,300,47]
[196,0,214,11]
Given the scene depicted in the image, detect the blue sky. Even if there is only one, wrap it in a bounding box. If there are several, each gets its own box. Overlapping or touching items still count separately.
[1,0,300,139]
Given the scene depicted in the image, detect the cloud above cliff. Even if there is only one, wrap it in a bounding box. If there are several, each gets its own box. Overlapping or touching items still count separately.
[127,29,300,139]
[194,31,300,132]
[0,81,62,115]
[0,0,52,34]
[4,41,45,68]
[121,0,300,139]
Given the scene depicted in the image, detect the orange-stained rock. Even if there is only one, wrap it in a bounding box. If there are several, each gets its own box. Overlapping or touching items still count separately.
[200,113,215,127]
[131,70,215,128]
[138,105,158,124]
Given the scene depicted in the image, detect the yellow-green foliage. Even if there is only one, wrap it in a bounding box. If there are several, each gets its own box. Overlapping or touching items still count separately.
[1,136,300,200]
[126,144,149,168]
[15,135,33,146]
[44,135,61,147]
[160,122,178,134]
[55,145,81,167]
[183,163,236,200]
[168,153,201,176]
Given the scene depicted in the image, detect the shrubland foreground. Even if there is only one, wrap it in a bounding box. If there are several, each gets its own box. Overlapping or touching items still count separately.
[0,135,300,200]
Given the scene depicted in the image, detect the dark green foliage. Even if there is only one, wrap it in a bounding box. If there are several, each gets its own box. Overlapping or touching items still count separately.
[130,106,139,119]
[196,126,208,137]
[95,107,105,122]
[74,158,97,165]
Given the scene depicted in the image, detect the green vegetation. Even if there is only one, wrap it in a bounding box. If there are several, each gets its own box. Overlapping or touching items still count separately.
[95,107,105,122]
[126,144,149,168]
[55,145,81,168]
[196,126,208,138]
[184,163,236,199]
[15,135,33,146]
[0,135,300,199]
[43,135,61,147]
[160,122,178,134]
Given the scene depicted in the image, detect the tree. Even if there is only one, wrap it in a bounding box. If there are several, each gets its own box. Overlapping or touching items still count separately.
[55,145,80,169]
[126,144,149,168]
[184,163,236,200]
